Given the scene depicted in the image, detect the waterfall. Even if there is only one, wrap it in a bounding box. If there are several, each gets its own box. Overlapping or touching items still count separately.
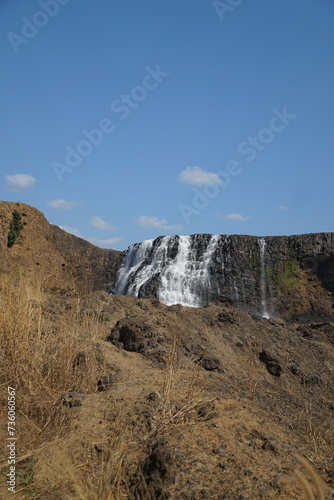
[115,234,219,307]
[158,235,194,306]
[116,234,272,314]
[158,234,220,306]
[116,238,154,296]
[258,238,270,319]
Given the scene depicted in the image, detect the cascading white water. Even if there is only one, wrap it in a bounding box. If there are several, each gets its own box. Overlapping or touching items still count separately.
[116,238,154,295]
[159,234,220,306]
[258,238,270,319]
[158,235,193,305]
[116,234,273,313]
[115,234,219,307]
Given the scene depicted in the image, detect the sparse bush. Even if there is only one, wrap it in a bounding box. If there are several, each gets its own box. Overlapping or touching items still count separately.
[7,209,24,247]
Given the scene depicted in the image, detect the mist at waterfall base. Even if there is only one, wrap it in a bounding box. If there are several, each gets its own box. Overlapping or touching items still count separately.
[115,234,272,318]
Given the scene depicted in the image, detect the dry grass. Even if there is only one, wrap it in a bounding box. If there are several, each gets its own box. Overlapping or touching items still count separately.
[2,274,332,499]
[68,412,128,500]
[296,455,325,500]
[0,274,149,500]
[298,402,334,475]
[67,337,212,500]
[148,336,214,440]
[0,273,106,494]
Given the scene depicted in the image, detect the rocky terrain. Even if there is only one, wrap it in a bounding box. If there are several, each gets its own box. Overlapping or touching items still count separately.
[0,202,333,499]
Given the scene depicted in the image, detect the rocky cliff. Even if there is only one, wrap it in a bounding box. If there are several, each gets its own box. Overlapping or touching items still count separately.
[116,233,334,321]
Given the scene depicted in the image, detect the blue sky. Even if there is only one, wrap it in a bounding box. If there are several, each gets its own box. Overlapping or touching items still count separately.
[1,0,333,250]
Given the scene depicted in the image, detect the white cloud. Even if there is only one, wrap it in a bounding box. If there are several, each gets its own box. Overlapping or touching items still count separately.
[221,213,251,222]
[178,166,222,186]
[48,199,79,210]
[6,174,36,191]
[278,206,288,211]
[137,215,183,233]
[90,216,115,231]
[58,225,83,238]
[87,236,121,247]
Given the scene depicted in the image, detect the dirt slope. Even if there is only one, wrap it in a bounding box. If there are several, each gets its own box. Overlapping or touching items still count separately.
[0,201,122,292]
[12,293,331,499]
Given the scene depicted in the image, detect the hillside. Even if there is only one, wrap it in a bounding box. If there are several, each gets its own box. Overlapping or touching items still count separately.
[0,202,333,499]
[0,201,123,292]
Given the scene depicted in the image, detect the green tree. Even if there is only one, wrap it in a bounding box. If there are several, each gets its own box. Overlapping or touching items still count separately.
[7,210,24,247]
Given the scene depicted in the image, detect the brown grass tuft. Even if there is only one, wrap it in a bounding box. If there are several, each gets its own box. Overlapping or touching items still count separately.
[296,455,325,500]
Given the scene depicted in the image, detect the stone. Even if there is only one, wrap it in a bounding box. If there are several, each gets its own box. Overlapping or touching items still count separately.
[269,318,285,326]
[62,391,85,408]
[202,357,224,373]
[288,364,300,375]
[261,439,277,453]
[73,351,88,367]
[108,317,157,353]
[303,373,322,385]
[148,391,161,402]
[168,304,182,312]
[259,349,283,377]
[97,373,117,391]
[95,442,108,453]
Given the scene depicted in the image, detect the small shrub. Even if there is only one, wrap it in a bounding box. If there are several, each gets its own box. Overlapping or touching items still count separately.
[7,210,24,247]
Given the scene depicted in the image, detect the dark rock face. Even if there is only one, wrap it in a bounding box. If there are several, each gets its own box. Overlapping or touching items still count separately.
[115,233,334,320]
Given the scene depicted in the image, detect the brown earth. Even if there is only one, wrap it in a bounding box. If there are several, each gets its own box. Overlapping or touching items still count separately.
[0,201,122,293]
[16,294,334,499]
[0,202,334,499]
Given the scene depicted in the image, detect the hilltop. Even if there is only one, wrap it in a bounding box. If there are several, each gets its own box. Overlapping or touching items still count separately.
[0,201,123,292]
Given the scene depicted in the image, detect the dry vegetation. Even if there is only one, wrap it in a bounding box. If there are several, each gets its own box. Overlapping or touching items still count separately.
[0,274,333,499]
[0,274,108,497]
[0,275,206,498]
[0,273,102,442]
